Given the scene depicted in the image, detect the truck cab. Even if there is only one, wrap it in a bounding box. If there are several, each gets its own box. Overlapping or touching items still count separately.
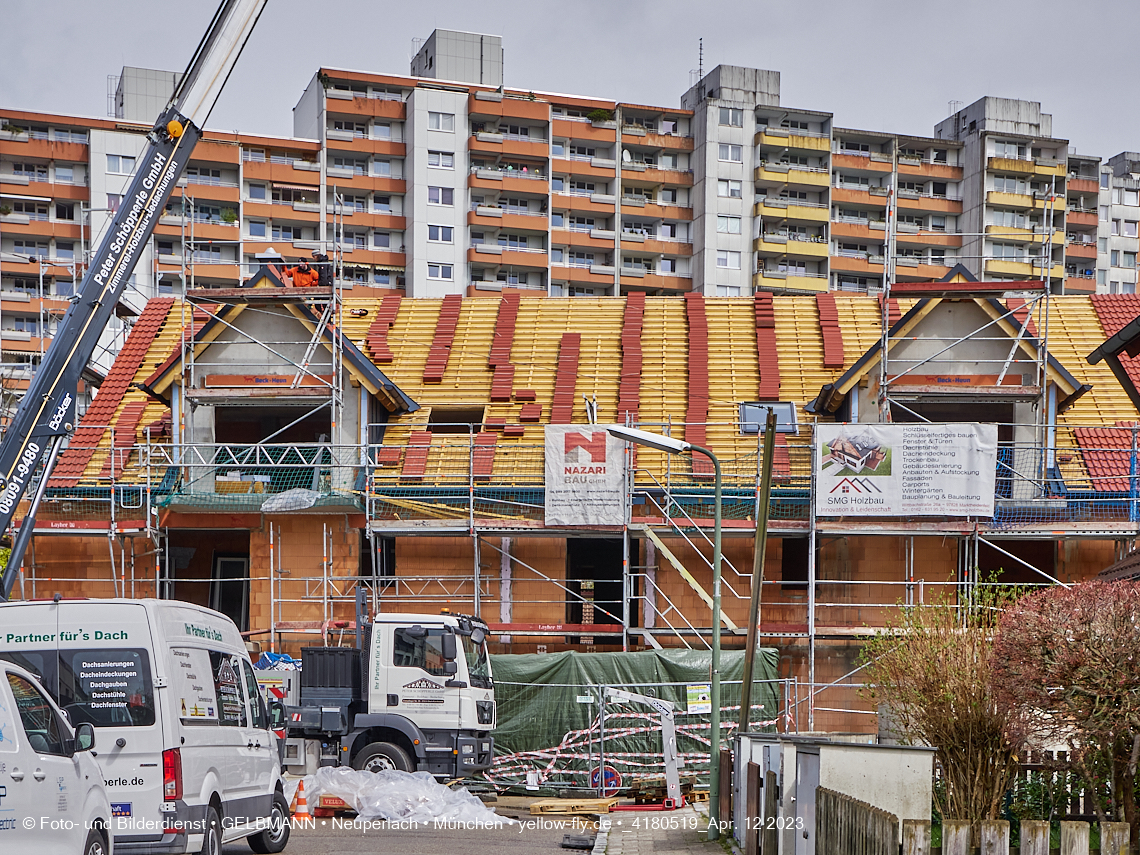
[285,612,495,779]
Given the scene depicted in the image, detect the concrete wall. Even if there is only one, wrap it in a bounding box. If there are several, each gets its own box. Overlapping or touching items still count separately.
[820,742,933,823]
[411,30,503,88]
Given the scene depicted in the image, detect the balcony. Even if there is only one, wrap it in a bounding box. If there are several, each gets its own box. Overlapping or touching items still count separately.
[830,254,884,275]
[755,197,830,223]
[620,131,694,151]
[620,164,693,186]
[755,128,830,152]
[754,163,830,187]
[243,159,323,184]
[0,135,88,165]
[1063,275,1096,293]
[897,159,963,181]
[752,270,829,292]
[1065,241,1097,260]
[552,157,614,180]
[831,153,891,173]
[984,258,1059,278]
[988,156,1036,176]
[754,235,829,258]
[1066,210,1098,228]
[467,92,548,123]
[1067,177,1100,194]
[1032,194,1066,213]
[987,190,1034,210]
[326,96,405,120]
[625,273,692,292]
[468,167,548,195]
[468,207,547,232]
[552,118,616,144]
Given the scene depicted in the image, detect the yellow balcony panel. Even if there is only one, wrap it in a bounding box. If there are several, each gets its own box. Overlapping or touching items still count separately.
[754,164,830,187]
[985,258,1035,277]
[1033,160,1066,177]
[755,129,831,152]
[754,236,829,258]
[753,271,830,292]
[1032,195,1066,212]
[985,224,1040,242]
[987,190,1033,209]
[755,199,830,223]
[987,156,1035,175]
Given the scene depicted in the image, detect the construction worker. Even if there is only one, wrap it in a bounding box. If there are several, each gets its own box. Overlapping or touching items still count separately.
[311,250,333,288]
[282,258,319,288]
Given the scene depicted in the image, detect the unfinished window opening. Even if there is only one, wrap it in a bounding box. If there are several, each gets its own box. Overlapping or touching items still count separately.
[780,537,811,592]
[427,406,487,434]
[565,538,629,635]
[977,538,1055,586]
[214,405,332,445]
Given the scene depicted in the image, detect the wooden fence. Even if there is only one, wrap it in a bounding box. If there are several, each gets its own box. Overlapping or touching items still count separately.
[815,787,898,855]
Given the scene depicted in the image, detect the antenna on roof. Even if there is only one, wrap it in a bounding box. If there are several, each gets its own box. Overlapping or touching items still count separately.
[699,38,703,81]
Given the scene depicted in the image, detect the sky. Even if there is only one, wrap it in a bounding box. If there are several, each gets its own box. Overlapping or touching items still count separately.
[2,0,1137,160]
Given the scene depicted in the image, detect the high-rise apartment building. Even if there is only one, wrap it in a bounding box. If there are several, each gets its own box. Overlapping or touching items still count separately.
[3,29,1140,412]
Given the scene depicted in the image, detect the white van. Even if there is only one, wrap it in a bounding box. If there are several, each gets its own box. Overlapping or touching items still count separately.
[0,658,111,855]
[0,598,289,855]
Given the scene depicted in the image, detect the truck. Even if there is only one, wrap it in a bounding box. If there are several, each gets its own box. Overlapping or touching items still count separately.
[281,611,496,780]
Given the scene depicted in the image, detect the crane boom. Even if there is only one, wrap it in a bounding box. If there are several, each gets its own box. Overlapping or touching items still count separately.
[0,0,268,599]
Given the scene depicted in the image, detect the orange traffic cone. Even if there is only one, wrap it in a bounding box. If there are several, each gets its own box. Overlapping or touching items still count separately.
[293,779,311,820]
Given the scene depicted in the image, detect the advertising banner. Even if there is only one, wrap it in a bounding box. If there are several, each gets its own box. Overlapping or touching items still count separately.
[816,423,997,517]
[544,426,626,526]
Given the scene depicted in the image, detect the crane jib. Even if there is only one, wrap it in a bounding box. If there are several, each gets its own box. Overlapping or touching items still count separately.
[0,109,201,534]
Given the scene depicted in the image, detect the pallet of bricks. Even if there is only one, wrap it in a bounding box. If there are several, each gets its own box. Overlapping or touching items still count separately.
[626,774,700,804]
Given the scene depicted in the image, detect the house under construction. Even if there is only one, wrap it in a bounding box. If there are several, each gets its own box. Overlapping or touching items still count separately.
[12,264,1140,732]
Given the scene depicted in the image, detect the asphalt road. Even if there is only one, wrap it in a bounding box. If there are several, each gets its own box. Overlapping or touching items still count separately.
[222,798,596,855]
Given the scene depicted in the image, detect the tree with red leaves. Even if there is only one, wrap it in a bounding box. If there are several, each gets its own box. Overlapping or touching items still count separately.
[994,580,1140,834]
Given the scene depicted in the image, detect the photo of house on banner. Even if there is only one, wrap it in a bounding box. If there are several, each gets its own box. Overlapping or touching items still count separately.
[821,428,891,476]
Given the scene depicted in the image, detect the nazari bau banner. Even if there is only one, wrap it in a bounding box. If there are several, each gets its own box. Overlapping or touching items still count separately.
[544,426,626,526]
[816,423,997,517]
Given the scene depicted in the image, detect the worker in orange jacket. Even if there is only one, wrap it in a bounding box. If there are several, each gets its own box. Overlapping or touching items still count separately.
[282,259,320,287]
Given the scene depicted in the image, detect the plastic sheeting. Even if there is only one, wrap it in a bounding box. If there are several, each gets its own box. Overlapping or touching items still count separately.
[284,767,513,825]
[486,648,780,788]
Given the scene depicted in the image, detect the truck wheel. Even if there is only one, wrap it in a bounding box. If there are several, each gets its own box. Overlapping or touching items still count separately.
[248,791,291,854]
[83,826,108,855]
[352,741,413,773]
[199,805,221,855]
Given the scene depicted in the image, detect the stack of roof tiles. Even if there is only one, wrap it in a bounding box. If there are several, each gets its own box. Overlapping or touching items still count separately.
[1073,424,1133,492]
[401,431,432,480]
[754,292,780,398]
[488,292,521,402]
[51,298,175,487]
[879,295,902,330]
[816,293,845,368]
[422,294,462,383]
[618,293,645,423]
[1005,297,1039,336]
[366,293,403,363]
[550,333,581,424]
[684,293,713,475]
[472,432,497,481]
[100,401,148,479]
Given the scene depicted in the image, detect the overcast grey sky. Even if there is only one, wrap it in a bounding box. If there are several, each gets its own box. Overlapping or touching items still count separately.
[2,0,1136,159]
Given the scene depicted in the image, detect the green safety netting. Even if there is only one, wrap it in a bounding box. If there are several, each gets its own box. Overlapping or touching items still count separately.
[484,647,780,791]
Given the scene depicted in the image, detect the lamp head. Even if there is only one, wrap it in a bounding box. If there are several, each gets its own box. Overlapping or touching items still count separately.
[607,425,691,455]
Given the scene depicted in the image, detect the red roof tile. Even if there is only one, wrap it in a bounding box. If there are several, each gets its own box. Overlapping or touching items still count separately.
[551,333,581,424]
[816,293,845,369]
[1091,295,1140,405]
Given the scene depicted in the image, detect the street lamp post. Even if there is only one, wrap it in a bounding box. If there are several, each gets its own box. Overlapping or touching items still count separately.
[606,425,723,841]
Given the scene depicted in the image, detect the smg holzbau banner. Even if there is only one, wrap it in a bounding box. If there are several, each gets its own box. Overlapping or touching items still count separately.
[816,423,998,517]
[544,426,626,526]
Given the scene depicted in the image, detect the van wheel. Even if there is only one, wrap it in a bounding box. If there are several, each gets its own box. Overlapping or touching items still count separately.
[199,805,221,855]
[83,826,108,855]
[248,792,291,854]
[353,741,413,773]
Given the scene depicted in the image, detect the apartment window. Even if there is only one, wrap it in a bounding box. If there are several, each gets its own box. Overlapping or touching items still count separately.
[551,142,565,157]
[570,181,595,194]
[242,148,266,162]
[569,145,596,158]
[660,188,678,204]
[248,183,266,201]
[717,215,742,234]
[55,241,74,260]
[14,162,48,181]
[54,165,74,183]
[716,285,742,296]
[660,258,677,273]
[13,316,41,335]
[1101,206,1110,222]
[718,107,743,127]
[498,234,529,249]
[839,141,870,154]
[569,216,596,230]
[1112,250,1120,267]
[106,154,135,175]
[186,166,222,185]
[503,198,530,214]
[551,247,564,263]
[1100,173,1111,189]
[779,261,807,275]
[271,225,298,241]
[1098,270,1107,285]
[990,209,1027,228]
[1112,220,1121,236]
[718,144,743,163]
[372,232,390,249]
[569,252,595,267]
[331,157,367,175]
[332,120,366,137]
[14,240,48,258]
[374,195,391,212]
[716,250,741,269]
[338,229,367,249]
[428,112,455,132]
[1125,221,1139,238]
[427,263,453,279]
[374,270,391,285]
[718,179,742,198]
[1127,191,1140,207]
[373,123,391,139]
[551,212,564,228]
[552,177,565,192]
[338,194,367,212]
[992,175,1027,194]
[781,119,809,131]
[1099,238,1109,253]
[157,240,175,256]
[428,151,454,169]
[13,200,47,219]
[498,124,530,137]
[930,216,946,232]
[992,242,1026,261]
[428,225,453,243]
[993,141,1027,159]
[929,249,946,263]
[373,160,391,176]
[1125,252,1137,269]
[427,187,453,206]
[248,221,266,238]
